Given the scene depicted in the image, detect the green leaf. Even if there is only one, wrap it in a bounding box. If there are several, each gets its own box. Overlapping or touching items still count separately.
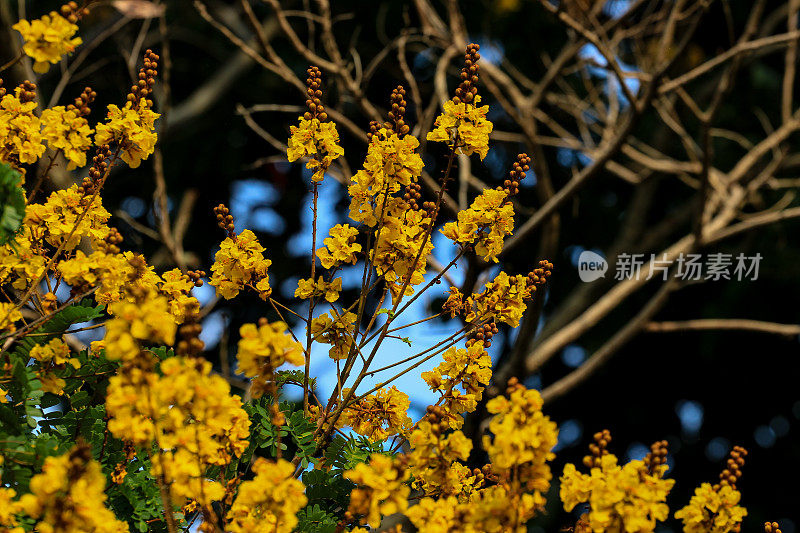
[0,163,25,246]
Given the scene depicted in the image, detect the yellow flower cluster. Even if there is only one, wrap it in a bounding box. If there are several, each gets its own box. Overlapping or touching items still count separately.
[465,271,532,328]
[29,337,79,395]
[422,341,492,428]
[0,487,22,531]
[16,445,129,532]
[295,275,342,302]
[348,128,424,226]
[94,99,159,168]
[0,302,23,333]
[40,106,94,169]
[441,188,514,262]
[236,321,304,398]
[287,117,345,182]
[427,95,493,160]
[26,184,111,250]
[226,458,307,533]
[317,223,362,269]
[12,11,82,73]
[0,91,45,168]
[344,453,410,528]
[407,484,540,533]
[674,483,747,533]
[106,356,250,505]
[372,206,434,298]
[561,453,675,532]
[0,230,47,291]
[484,384,558,501]
[309,311,357,360]
[209,229,273,299]
[337,386,412,440]
[104,289,176,361]
[407,420,473,496]
[158,268,200,322]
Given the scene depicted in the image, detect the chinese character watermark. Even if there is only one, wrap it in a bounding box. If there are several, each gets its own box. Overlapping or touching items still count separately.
[578,252,762,282]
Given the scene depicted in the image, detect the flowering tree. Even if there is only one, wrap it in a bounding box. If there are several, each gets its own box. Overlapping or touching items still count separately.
[0,1,798,532]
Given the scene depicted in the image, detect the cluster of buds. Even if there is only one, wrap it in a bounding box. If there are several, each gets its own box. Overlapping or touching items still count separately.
[403,182,423,211]
[77,144,111,198]
[213,204,236,239]
[386,85,410,135]
[424,404,451,436]
[466,321,499,348]
[525,260,554,298]
[128,49,158,108]
[67,86,96,117]
[17,81,37,104]
[505,376,525,395]
[499,153,531,197]
[176,298,205,357]
[187,270,205,288]
[765,522,782,533]
[642,439,669,476]
[303,66,327,122]
[60,1,91,24]
[454,43,481,105]
[421,198,437,220]
[583,429,613,468]
[715,445,747,490]
[101,227,124,254]
[0,79,5,99]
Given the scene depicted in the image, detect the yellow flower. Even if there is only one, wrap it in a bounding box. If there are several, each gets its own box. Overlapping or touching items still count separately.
[295,275,342,302]
[12,12,82,73]
[344,454,410,528]
[561,453,675,532]
[0,487,22,528]
[465,271,532,328]
[287,117,344,182]
[226,458,307,533]
[316,223,361,269]
[94,99,159,168]
[26,184,111,250]
[209,229,272,300]
[104,290,176,361]
[309,310,357,360]
[483,384,557,503]
[17,445,129,532]
[107,356,250,504]
[422,341,492,428]
[30,337,80,395]
[427,95,493,160]
[442,188,514,262]
[59,251,159,306]
[40,106,93,169]
[348,128,424,226]
[0,302,22,333]
[407,421,472,496]
[674,483,747,533]
[237,321,304,398]
[0,91,44,167]
[0,229,47,291]
[337,386,412,440]
[372,206,434,298]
